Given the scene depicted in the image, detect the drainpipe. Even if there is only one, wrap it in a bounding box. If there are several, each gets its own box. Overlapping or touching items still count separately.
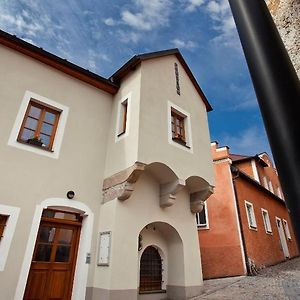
[231,165,250,275]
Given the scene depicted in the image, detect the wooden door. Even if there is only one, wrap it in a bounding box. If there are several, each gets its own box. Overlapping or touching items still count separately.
[139,246,162,292]
[24,211,82,300]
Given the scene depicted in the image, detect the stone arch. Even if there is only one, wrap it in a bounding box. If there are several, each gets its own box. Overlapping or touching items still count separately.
[15,198,94,300]
[137,221,184,297]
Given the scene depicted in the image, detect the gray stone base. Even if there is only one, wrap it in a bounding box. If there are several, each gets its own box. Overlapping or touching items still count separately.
[167,285,203,300]
[86,286,202,300]
[86,287,138,300]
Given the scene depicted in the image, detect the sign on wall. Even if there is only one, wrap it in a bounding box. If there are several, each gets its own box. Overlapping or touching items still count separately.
[97,231,111,266]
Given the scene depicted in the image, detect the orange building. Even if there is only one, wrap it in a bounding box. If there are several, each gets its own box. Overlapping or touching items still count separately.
[198,142,299,279]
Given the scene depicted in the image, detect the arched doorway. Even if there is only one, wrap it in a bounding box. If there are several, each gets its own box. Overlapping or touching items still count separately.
[23,208,82,300]
[139,246,162,292]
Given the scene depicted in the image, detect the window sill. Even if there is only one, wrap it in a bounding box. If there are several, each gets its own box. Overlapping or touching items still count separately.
[249,226,258,231]
[172,138,190,149]
[117,131,126,137]
[17,139,54,153]
[139,290,166,295]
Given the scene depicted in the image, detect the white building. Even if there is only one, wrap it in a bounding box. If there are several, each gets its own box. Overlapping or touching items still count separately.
[0,29,214,300]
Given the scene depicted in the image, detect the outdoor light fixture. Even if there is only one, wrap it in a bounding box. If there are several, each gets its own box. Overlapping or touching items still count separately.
[67,190,75,199]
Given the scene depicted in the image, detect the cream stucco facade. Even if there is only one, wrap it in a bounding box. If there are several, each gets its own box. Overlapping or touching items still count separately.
[0,30,214,300]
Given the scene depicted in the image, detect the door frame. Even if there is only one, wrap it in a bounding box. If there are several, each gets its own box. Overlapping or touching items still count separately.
[14,198,94,300]
[275,216,290,259]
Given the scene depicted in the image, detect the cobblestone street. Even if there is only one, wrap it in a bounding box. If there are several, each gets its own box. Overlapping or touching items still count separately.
[194,257,300,300]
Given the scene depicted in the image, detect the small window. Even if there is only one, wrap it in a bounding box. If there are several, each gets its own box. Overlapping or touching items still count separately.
[0,215,9,241]
[261,209,272,233]
[282,219,291,240]
[117,99,128,137]
[262,177,269,190]
[17,99,61,151]
[245,201,257,229]
[171,109,186,145]
[268,181,274,193]
[196,203,208,228]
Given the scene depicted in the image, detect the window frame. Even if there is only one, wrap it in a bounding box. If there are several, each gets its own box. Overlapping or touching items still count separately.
[167,101,193,152]
[171,110,186,145]
[0,215,9,241]
[261,208,272,234]
[115,93,131,141]
[17,98,62,152]
[282,219,292,240]
[0,204,20,271]
[8,91,69,159]
[245,201,257,230]
[196,202,209,229]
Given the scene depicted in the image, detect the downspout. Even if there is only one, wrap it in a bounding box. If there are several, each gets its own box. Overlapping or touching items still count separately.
[231,165,250,275]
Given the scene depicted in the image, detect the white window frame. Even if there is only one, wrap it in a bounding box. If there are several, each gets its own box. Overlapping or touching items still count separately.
[245,201,257,230]
[115,92,131,142]
[262,176,269,190]
[276,186,284,199]
[196,202,209,229]
[167,101,193,153]
[282,219,292,240]
[7,90,69,159]
[261,208,272,234]
[0,204,20,271]
[268,180,274,193]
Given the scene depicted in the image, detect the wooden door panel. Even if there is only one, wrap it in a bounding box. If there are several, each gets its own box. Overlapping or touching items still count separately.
[48,270,69,299]
[24,270,48,299]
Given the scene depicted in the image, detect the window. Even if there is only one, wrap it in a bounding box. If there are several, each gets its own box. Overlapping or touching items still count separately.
[276,187,284,199]
[0,215,9,241]
[268,180,274,193]
[140,246,163,293]
[168,102,192,151]
[171,109,186,145]
[0,204,20,271]
[117,99,128,136]
[116,93,131,141]
[245,201,257,229]
[261,209,272,233]
[262,177,269,190]
[17,99,61,151]
[282,219,291,240]
[196,203,208,228]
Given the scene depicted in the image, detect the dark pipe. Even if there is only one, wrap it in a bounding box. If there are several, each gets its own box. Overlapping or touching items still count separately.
[228,0,300,247]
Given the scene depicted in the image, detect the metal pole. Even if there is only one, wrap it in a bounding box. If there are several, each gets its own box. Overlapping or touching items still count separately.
[228,0,300,247]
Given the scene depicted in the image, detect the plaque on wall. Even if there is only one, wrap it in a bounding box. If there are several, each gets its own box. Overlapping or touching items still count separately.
[97,231,111,266]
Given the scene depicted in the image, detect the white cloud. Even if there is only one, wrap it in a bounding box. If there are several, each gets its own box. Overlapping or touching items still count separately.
[117,30,141,44]
[206,0,240,49]
[0,13,43,37]
[103,18,116,26]
[185,0,205,12]
[121,0,172,31]
[171,38,197,50]
[221,126,271,156]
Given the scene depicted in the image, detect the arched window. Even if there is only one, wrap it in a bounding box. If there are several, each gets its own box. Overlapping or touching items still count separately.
[139,246,162,292]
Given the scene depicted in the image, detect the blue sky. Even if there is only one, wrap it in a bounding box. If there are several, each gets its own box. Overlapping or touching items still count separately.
[0,0,272,157]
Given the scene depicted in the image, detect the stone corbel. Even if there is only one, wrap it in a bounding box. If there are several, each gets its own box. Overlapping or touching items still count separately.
[102,162,145,203]
[160,179,185,208]
[190,185,214,213]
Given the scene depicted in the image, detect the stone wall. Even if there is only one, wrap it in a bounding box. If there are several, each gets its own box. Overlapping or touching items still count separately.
[267,0,300,78]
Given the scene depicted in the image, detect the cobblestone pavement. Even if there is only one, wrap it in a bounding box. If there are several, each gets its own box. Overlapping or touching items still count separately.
[193,257,300,300]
